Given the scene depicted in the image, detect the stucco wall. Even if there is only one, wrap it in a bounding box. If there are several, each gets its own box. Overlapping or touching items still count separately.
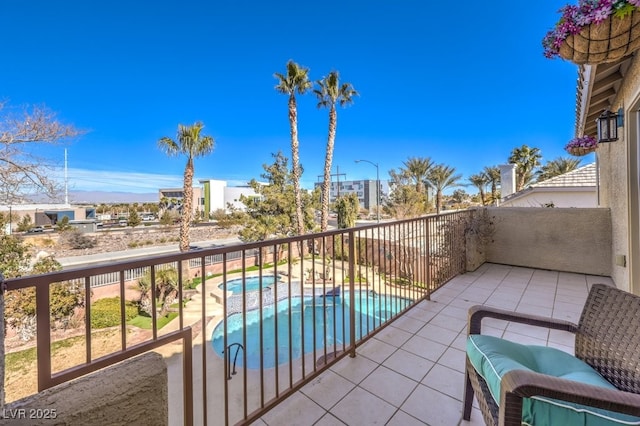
[1,352,168,426]
[486,207,611,276]
[501,189,597,208]
[597,54,640,293]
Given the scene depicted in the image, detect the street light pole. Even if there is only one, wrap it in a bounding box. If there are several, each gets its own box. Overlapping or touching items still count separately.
[355,159,380,223]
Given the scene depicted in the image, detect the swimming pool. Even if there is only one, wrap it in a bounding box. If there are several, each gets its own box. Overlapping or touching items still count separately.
[211,291,412,369]
[219,275,278,295]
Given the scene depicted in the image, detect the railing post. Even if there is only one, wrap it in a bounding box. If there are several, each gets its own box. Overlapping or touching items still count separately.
[0,271,5,410]
[425,216,431,301]
[36,282,52,391]
[348,230,356,358]
[183,328,193,426]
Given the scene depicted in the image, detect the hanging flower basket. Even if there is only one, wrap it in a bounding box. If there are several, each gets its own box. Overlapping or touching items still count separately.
[560,11,640,64]
[543,2,640,65]
[565,135,598,156]
[567,145,598,156]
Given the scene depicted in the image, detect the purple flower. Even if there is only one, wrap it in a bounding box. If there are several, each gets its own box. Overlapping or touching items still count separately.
[542,0,640,59]
[565,135,598,152]
[593,6,612,22]
[575,13,593,25]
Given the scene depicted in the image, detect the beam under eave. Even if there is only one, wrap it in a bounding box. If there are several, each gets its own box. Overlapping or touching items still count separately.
[589,88,616,105]
[592,60,621,74]
[588,97,613,116]
[591,71,623,93]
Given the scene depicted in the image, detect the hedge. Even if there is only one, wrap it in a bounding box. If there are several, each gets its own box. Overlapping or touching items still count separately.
[90,297,138,329]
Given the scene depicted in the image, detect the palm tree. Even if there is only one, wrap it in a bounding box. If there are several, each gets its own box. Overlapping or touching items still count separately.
[537,157,582,182]
[386,168,425,219]
[509,145,542,191]
[158,122,215,252]
[483,166,501,205]
[403,157,433,193]
[137,268,180,317]
[402,156,433,210]
[468,173,489,205]
[274,60,312,236]
[426,164,462,214]
[314,71,358,231]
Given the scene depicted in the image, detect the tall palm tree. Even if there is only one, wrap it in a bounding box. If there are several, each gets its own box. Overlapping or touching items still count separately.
[274,60,312,235]
[537,157,582,182]
[468,173,489,205]
[483,166,501,205]
[158,122,215,252]
[427,164,462,214]
[314,71,358,231]
[509,145,542,191]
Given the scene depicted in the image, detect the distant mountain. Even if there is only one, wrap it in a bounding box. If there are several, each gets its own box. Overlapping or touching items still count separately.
[68,190,158,204]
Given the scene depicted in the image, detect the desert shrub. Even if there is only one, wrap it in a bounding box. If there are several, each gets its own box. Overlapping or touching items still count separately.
[90,297,138,329]
[16,215,33,232]
[40,237,56,248]
[65,229,96,249]
[4,255,85,340]
[159,211,176,226]
[212,208,246,228]
[128,242,139,248]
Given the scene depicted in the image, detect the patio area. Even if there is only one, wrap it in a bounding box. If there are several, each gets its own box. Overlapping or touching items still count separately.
[254,262,613,426]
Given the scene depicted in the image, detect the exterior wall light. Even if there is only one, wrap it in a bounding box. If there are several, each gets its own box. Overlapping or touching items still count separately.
[596,109,622,143]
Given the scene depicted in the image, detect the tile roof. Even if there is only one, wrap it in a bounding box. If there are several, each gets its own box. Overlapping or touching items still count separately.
[532,162,596,188]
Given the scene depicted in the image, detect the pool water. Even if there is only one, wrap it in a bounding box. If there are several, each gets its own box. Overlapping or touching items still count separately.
[211,291,412,369]
[219,275,278,295]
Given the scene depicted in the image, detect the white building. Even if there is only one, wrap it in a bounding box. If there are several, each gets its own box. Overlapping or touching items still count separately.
[500,163,597,208]
[198,179,260,214]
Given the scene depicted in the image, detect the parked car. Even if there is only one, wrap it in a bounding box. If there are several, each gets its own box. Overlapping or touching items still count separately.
[26,226,44,233]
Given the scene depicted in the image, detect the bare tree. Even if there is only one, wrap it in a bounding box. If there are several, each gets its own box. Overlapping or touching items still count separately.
[0,102,81,409]
[0,102,82,203]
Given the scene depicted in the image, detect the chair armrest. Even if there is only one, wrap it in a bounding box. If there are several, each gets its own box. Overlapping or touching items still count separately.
[467,305,578,335]
[501,369,640,418]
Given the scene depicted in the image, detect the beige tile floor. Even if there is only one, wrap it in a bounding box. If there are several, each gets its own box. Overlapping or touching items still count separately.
[254,263,614,426]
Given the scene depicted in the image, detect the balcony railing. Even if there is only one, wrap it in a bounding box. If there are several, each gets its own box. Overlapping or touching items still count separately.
[2,210,472,425]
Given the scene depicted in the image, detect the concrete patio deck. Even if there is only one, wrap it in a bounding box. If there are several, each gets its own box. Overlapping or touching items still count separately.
[252,263,613,426]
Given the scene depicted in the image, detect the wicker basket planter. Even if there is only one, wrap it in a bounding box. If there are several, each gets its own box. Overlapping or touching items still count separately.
[567,145,597,156]
[559,11,640,64]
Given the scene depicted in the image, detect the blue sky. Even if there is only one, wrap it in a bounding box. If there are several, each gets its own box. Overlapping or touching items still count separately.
[1,0,582,196]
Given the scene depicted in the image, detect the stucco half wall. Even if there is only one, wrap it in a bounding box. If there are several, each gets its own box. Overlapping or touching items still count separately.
[1,352,168,426]
[486,207,612,276]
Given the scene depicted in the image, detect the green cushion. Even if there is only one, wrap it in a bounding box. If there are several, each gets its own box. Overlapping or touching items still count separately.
[467,335,640,426]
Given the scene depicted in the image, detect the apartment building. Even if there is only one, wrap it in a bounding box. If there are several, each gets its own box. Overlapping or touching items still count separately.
[313,179,388,211]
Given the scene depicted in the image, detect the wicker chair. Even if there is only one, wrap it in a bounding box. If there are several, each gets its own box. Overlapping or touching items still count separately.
[463,283,640,426]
